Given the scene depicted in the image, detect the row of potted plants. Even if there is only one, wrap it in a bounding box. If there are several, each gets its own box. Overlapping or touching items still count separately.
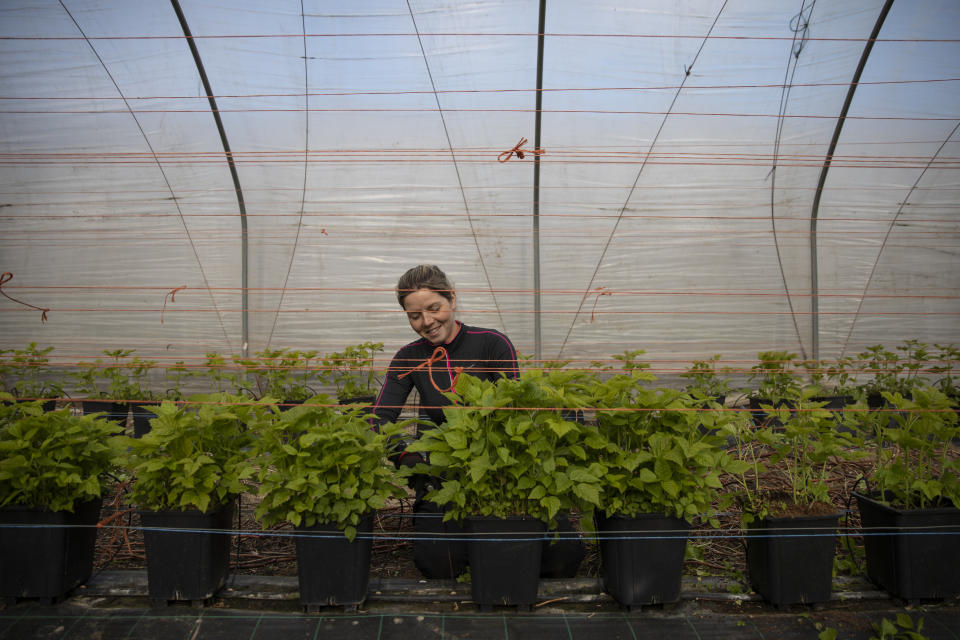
[0,342,386,407]
[0,391,401,608]
[5,340,958,405]
[2,350,957,610]
[685,341,959,407]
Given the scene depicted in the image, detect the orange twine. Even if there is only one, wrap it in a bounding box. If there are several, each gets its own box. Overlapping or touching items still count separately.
[397,345,464,394]
[589,286,612,323]
[160,285,187,324]
[498,137,546,162]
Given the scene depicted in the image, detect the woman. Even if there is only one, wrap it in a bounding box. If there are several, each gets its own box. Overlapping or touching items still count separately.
[372,265,584,580]
[370,265,519,579]
[371,264,519,448]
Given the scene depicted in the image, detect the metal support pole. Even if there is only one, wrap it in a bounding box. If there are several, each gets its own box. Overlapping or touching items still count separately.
[171,0,249,358]
[808,0,893,360]
[532,0,547,362]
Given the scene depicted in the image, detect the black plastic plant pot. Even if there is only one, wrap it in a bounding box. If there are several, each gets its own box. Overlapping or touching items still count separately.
[294,514,374,609]
[1,399,57,414]
[139,501,235,604]
[0,498,101,601]
[745,512,840,605]
[811,395,854,410]
[130,402,159,438]
[855,492,960,601]
[276,398,307,412]
[595,512,689,608]
[865,394,907,429]
[412,500,469,579]
[466,516,545,609]
[81,400,127,424]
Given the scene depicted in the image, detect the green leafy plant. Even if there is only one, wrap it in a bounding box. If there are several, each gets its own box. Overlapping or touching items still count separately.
[192,351,244,395]
[247,397,405,541]
[680,354,732,401]
[5,343,63,401]
[846,385,959,510]
[729,386,857,522]
[0,393,124,512]
[70,357,105,399]
[749,351,802,403]
[407,369,606,524]
[816,625,839,640]
[234,348,320,402]
[592,364,747,524]
[930,343,959,401]
[834,526,866,577]
[800,357,857,398]
[103,349,155,401]
[164,360,191,400]
[0,348,10,393]
[320,342,384,401]
[124,395,265,512]
[857,341,931,400]
[71,348,155,401]
[591,349,652,375]
[871,614,928,640]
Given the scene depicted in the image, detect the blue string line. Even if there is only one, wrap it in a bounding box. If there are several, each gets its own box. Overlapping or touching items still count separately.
[2,522,956,542]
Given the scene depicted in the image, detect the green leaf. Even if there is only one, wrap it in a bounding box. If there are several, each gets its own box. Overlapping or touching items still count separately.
[572,483,601,507]
[548,420,575,438]
[638,468,658,483]
[661,480,680,498]
[344,525,357,542]
[540,496,562,520]
[469,453,492,483]
[444,429,468,450]
[895,613,913,630]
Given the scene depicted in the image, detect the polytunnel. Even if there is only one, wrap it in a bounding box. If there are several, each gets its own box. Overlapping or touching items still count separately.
[1,0,958,388]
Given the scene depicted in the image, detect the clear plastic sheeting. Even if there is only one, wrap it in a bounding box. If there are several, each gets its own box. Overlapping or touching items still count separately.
[0,0,957,381]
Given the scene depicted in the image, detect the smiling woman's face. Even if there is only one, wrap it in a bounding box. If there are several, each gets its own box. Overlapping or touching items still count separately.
[402,288,458,345]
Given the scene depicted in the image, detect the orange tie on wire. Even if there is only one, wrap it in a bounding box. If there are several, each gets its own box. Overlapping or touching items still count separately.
[397,346,464,394]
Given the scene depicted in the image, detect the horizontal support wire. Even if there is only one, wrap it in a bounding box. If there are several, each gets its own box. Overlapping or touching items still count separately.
[2,76,957,101]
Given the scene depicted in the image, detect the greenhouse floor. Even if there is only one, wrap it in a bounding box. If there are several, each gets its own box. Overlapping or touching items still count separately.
[2,571,959,639]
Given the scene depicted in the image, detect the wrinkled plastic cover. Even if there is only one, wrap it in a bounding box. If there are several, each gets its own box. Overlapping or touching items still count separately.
[0,0,958,385]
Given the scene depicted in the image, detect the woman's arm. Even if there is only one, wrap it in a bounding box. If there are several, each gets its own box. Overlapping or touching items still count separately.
[463,327,519,380]
[370,350,415,430]
[492,332,520,379]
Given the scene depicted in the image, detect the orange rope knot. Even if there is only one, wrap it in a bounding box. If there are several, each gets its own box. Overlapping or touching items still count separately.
[396,346,464,394]
[0,272,50,323]
[498,137,546,162]
[161,285,187,324]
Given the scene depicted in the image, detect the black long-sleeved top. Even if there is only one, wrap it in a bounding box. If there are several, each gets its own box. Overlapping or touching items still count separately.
[371,322,519,429]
